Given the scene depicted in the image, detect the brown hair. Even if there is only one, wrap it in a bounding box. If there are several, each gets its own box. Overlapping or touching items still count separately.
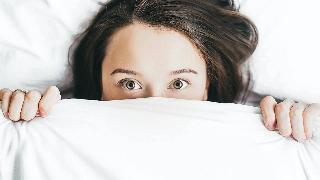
[70,0,258,103]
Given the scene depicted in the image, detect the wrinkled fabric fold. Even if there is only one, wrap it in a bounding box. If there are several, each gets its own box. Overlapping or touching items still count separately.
[0,97,320,180]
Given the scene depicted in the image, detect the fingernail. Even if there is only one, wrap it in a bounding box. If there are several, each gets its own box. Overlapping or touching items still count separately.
[297,136,306,143]
[40,111,47,117]
[306,133,313,139]
[263,121,269,129]
[265,121,273,130]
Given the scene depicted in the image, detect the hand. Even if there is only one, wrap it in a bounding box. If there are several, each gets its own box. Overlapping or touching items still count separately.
[260,96,320,142]
[0,86,61,121]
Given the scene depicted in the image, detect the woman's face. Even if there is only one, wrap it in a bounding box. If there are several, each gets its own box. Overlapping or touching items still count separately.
[101,23,209,101]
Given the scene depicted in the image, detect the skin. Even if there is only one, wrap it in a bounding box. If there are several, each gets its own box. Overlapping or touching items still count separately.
[260,96,320,142]
[0,86,61,121]
[101,23,209,101]
[0,23,319,142]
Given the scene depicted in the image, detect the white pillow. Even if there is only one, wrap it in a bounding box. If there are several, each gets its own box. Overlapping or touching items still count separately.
[1,97,320,180]
[240,0,320,104]
[0,0,101,93]
[2,0,319,104]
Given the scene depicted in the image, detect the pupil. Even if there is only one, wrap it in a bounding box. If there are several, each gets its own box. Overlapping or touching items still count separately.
[126,81,134,89]
[174,81,182,89]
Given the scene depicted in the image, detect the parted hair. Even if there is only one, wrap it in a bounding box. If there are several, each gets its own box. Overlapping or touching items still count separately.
[70,0,258,103]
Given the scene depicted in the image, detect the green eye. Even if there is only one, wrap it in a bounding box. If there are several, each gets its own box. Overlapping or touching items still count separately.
[169,79,190,90]
[118,79,142,91]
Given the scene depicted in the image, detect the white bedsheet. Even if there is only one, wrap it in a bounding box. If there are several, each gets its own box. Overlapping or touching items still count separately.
[0,97,320,180]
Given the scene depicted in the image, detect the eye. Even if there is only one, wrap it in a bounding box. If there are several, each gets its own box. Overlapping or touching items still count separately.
[168,78,191,90]
[117,78,142,91]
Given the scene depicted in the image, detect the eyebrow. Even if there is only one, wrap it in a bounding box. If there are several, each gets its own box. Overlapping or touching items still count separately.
[170,68,198,75]
[110,69,138,76]
[110,68,198,76]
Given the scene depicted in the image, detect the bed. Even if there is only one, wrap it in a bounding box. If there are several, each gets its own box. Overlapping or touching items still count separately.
[1,98,320,180]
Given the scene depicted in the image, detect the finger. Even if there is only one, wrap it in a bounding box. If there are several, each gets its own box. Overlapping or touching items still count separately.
[38,86,61,117]
[260,96,277,130]
[8,90,26,121]
[303,103,320,139]
[290,102,307,142]
[0,88,9,101]
[275,99,295,137]
[21,90,42,121]
[0,89,13,117]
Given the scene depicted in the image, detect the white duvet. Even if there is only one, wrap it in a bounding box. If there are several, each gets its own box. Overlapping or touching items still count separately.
[1,97,320,180]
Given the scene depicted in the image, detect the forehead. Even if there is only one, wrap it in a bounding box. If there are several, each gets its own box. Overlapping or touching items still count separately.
[104,22,206,73]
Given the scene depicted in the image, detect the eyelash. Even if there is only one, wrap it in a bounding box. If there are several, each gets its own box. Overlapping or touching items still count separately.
[168,78,191,90]
[116,78,191,91]
[116,78,142,91]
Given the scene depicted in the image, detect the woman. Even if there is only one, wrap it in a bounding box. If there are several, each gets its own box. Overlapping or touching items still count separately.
[0,0,319,142]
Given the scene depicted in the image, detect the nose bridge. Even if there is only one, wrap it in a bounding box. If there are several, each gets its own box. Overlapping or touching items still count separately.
[145,86,165,98]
